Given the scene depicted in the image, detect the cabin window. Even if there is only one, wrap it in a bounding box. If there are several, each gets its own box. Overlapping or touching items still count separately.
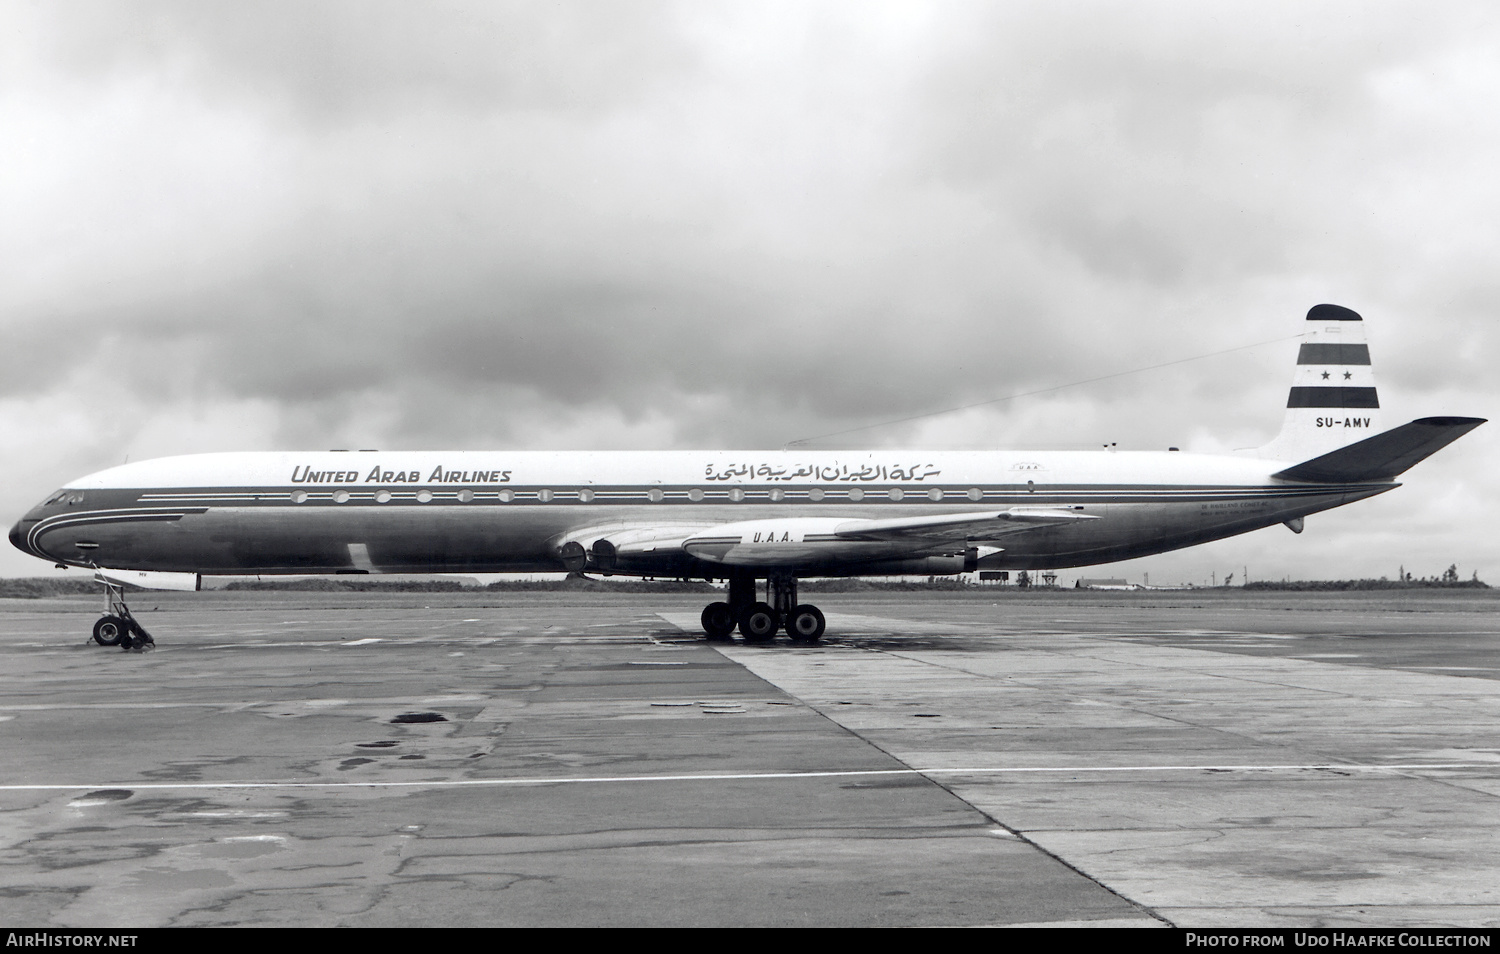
[728,487,745,502]
[538,489,553,503]
[768,488,785,502]
[333,490,351,504]
[808,488,825,502]
[847,487,864,502]
[497,489,513,502]
[416,490,433,503]
[648,488,664,502]
[927,488,943,502]
[291,491,308,504]
[968,487,982,501]
[375,491,393,503]
[687,489,704,502]
[457,490,474,503]
[578,488,594,503]
[887,487,903,501]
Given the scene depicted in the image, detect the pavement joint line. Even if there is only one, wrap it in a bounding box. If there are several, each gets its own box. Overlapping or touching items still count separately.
[4,762,1498,793]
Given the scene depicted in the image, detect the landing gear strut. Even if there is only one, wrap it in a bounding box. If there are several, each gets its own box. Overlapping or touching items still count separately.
[771,573,826,642]
[92,578,154,651]
[698,571,825,643]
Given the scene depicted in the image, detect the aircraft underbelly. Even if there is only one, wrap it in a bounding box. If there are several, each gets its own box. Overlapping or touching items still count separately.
[984,490,1381,568]
[24,486,1384,576]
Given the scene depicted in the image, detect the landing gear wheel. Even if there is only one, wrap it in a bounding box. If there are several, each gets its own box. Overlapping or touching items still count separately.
[92,615,127,647]
[739,602,779,641]
[787,604,826,642]
[701,602,736,640]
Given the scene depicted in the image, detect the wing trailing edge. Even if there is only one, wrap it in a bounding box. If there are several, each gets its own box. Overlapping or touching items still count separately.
[831,508,1099,541]
[1273,416,1486,484]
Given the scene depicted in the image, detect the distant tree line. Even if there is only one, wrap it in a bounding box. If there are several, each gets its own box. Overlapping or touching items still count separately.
[224,575,719,593]
[0,578,101,598]
[1243,568,1487,591]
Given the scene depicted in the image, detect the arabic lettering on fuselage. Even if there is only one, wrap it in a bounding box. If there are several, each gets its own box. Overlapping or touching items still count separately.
[702,462,941,482]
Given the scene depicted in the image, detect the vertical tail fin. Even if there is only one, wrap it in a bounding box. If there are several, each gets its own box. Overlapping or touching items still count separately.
[1256,304,1382,461]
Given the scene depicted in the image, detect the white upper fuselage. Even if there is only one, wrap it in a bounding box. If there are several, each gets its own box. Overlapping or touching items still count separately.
[68,448,1281,491]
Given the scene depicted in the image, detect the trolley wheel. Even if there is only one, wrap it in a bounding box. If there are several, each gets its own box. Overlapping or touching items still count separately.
[92,615,127,647]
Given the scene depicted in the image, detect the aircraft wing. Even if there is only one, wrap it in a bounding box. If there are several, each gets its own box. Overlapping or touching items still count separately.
[678,508,1098,567]
[564,509,1097,572]
[828,508,1098,542]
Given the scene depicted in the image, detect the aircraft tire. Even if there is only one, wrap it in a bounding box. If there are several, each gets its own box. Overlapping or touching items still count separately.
[787,604,826,641]
[92,615,127,647]
[701,602,736,639]
[739,602,779,641]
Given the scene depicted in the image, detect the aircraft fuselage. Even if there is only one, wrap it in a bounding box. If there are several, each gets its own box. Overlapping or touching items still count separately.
[9,449,1391,578]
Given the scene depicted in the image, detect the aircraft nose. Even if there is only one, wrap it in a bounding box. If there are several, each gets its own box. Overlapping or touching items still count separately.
[10,502,46,559]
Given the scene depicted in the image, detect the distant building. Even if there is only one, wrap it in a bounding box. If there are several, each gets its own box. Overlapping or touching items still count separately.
[1077,578,1133,590]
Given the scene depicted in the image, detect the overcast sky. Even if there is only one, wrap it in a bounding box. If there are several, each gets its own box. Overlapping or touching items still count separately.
[2,0,1496,584]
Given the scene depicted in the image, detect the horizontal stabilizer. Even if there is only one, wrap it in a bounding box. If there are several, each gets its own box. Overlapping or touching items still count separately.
[95,567,201,591]
[1273,417,1486,483]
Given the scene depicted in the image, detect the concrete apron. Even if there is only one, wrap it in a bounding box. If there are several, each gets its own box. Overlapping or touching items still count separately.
[717,629,1500,928]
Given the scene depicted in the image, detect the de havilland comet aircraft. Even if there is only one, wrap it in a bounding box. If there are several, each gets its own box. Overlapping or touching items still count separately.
[8,305,1485,649]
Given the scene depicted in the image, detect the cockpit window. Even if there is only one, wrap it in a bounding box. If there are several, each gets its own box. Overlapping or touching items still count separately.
[45,490,84,506]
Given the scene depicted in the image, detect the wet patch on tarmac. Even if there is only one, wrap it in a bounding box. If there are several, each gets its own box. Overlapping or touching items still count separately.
[70,789,133,806]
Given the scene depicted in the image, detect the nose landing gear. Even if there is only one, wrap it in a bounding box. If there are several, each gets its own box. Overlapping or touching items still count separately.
[699,571,826,643]
[91,577,154,651]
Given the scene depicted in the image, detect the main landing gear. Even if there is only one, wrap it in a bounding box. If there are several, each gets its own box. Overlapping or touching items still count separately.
[700,571,826,644]
[92,578,154,651]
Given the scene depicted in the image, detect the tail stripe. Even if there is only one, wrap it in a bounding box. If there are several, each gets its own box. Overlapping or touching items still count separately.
[1286,386,1379,409]
[1297,343,1371,365]
[1306,304,1363,321]
[1256,304,1381,460]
